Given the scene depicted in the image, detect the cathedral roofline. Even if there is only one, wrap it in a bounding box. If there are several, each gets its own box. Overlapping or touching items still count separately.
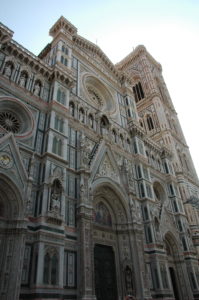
[73,34,123,79]
[49,16,77,38]
[0,21,14,47]
[115,45,162,72]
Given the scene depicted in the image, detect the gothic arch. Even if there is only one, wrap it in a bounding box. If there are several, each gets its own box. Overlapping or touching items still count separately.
[0,174,25,219]
[164,232,181,259]
[92,179,130,223]
[153,181,167,203]
[0,174,26,299]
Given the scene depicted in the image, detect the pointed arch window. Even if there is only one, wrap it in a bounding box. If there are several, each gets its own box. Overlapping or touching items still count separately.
[137,165,142,178]
[54,115,64,133]
[52,137,62,156]
[44,253,50,284]
[43,252,58,285]
[120,134,124,146]
[139,182,145,198]
[88,114,94,128]
[112,129,117,143]
[142,205,149,220]
[145,225,153,243]
[57,88,66,105]
[181,236,188,251]
[51,255,58,284]
[147,115,154,131]
[100,116,109,135]
[133,82,145,103]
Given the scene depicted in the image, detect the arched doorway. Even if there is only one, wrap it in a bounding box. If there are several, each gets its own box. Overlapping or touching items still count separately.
[0,176,26,300]
[92,185,135,300]
[94,244,118,300]
[164,233,182,300]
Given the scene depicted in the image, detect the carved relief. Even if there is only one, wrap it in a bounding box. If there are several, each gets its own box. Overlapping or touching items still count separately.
[80,133,95,167]
[0,152,13,169]
[96,155,119,182]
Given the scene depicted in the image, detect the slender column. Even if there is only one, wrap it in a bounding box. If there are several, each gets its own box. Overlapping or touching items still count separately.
[77,172,96,300]
[36,242,44,285]
[0,225,26,300]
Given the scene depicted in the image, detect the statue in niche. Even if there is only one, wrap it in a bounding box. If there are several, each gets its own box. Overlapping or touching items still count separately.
[80,133,93,167]
[88,115,93,128]
[34,82,41,96]
[50,179,62,213]
[69,102,75,116]
[125,266,134,297]
[154,217,161,242]
[19,72,27,87]
[4,63,12,78]
[79,109,84,122]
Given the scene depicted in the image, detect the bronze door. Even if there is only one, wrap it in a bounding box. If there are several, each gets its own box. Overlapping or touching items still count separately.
[169,267,180,300]
[94,244,118,300]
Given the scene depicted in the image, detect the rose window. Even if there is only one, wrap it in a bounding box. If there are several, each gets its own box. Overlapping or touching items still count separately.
[0,111,21,133]
[0,98,35,138]
[83,75,116,114]
[87,86,103,108]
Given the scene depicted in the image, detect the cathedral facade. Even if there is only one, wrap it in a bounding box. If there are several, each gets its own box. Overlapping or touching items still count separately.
[1,16,199,300]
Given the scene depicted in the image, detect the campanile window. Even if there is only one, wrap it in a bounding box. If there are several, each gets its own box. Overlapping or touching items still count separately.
[133,82,145,103]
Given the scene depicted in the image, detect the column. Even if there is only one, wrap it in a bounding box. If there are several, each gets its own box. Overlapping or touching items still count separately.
[77,173,96,300]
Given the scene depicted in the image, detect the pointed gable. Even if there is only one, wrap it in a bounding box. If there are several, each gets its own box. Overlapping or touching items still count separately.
[90,142,120,184]
[0,133,28,191]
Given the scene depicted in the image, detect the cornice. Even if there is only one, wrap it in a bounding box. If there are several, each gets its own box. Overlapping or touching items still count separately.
[2,39,75,87]
[49,16,77,38]
[73,34,132,85]
[115,45,162,72]
[0,22,13,47]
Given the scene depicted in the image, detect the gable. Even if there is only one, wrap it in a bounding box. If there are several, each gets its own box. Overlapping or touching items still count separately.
[90,142,121,184]
[0,133,28,191]
[73,35,121,81]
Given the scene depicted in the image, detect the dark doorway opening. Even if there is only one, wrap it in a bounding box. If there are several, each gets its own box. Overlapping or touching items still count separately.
[169,267,180,300]
[94,244,118,300]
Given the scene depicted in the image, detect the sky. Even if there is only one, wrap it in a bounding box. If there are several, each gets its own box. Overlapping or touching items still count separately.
[1,0,199,176]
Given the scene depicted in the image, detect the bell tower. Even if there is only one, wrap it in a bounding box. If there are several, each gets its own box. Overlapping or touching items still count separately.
[116,45,199,194]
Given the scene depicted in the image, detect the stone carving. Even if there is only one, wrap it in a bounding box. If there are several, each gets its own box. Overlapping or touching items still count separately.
[97,155,119,182]
[69,102,75,116]
[79,109,84,122]
[80,134,95,167]
[125,266,134,295]
[0,152,13,169]
[33,82,41,96]
[50,179,62,213]
[4,63,12,78]
[131,200,141,222]
[19,73,27,87]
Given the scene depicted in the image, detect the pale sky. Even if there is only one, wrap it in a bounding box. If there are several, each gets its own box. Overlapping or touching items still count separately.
[1,0,199,176]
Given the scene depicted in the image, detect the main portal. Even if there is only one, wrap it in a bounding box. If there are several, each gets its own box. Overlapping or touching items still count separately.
[94,244,118,300]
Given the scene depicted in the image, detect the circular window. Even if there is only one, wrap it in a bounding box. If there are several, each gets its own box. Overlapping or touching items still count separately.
[87,86,103,108]
[83,75,116,115]
[0,111,21,133]
[0,97,34,138]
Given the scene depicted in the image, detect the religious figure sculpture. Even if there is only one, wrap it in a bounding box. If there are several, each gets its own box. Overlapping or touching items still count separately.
[50,179,62,213]
[34,82,41,96]
[4,63,12,78]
